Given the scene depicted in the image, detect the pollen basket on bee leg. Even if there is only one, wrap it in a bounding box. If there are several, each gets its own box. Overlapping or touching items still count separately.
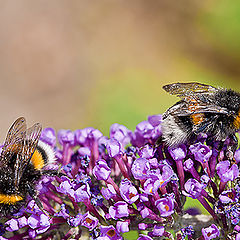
[0,194,23,205]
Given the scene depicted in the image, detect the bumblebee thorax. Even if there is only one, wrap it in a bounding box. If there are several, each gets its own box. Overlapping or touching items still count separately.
[216,89,240,112]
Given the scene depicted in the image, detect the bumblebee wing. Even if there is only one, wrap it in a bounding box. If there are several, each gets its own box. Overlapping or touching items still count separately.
[163,82,229,115]
[0,117,27,168]
[14,122,42,188]
[165,101,229,116]
[163,82,217,98]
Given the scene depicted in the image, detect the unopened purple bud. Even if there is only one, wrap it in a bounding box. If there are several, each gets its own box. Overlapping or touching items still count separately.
[131,120,155,147]
[78,147,91,157]
[109,201,129,219]
[74,128,91,145]
[116,221,129,233]
[189,143,212,163]
[81,212,98,231]
[28,214,40,229]
[40,128,56,147]
[201,224,220,240]
[200,175,210,188]
[140,207,151,218]
[148,114,162,127]
[168,145,187,161]
[75,128,103,147]
[183,159,194,171]
[101,184,117,200]
[5,219,19,232]
[58,129,75,146]
[110,123,131,146]
[74,184,91,202]
[138,223,148,230]
[152,225,165,237]
[138,145,155,159]
[155,194,175,217]
[184,179,203,199]
[119,178,139,204]
[18,216,28,228]
[136,121,154,138]
[234,149,240,164]
[56,180,74,197]
[216,161,239,182]
[93,160,111,180]
[106,139,123,158]
[39,214,50,228]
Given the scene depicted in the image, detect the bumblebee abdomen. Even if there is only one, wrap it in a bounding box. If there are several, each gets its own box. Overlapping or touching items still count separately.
[162,115,193,146]
[31,141,55,170]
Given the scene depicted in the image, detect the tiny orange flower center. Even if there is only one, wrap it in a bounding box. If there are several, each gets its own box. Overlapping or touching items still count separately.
[107,229,116,237]
[129,193,136,199]
[164,205,170,211]
[85,218,93,224]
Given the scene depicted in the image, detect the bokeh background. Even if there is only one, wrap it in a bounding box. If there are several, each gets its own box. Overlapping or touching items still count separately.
[1,0,240,139]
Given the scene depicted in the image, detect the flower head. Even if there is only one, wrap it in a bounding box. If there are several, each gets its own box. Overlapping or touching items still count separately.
[155,194,175,217]
[189,142,212,163]
[201,224,220,240]
[216,161,239,182]
[109,201,129,219]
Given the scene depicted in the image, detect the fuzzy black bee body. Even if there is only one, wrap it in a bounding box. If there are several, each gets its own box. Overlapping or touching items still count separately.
[0,117,57,216]
[162,83,240,152]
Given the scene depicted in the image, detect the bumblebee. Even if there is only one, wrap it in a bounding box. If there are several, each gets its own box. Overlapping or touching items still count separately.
[161,82,240,156]
[0,117,58,216]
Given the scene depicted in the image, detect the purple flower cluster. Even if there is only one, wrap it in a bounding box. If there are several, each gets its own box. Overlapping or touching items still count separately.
[1,114,240,239]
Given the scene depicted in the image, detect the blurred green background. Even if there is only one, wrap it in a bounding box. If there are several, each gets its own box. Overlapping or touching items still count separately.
[1,0,240,140]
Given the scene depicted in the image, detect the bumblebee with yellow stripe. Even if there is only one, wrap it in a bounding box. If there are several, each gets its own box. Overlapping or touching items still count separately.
[0,117,57,216]
[161,82,240,159]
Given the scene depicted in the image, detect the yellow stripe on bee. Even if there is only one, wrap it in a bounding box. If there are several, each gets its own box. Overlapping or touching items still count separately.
[31,150,45,170]
[0,194,23,204]
[233,111,240,129]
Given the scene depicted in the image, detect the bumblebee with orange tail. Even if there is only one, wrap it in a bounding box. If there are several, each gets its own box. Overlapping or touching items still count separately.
[0,117,58,216]
[161,82,240,159]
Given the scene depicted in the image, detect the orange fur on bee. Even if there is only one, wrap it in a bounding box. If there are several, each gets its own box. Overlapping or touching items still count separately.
[191,113,205,125]
[31,150,44,170]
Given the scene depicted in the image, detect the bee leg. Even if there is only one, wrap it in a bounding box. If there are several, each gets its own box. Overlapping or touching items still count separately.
[213,140,225,162]
[26,183,43,210]
[26,183,51,216]
[226,134,238,162]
